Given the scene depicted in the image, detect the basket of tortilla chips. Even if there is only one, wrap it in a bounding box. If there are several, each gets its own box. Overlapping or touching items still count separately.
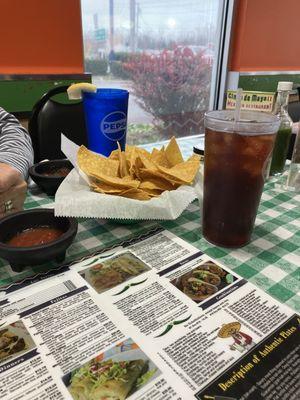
[54,136,202,220]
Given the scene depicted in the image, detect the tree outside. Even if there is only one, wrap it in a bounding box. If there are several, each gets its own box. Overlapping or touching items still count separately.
[81,0,218,144]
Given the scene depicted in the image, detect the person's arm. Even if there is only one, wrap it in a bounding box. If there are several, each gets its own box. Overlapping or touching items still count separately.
[0,107,34,180]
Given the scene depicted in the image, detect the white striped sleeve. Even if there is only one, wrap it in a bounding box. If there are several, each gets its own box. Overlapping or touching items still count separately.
[0,107,34,179]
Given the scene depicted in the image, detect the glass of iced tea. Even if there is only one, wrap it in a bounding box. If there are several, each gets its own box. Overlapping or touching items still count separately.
[203,110,280,248]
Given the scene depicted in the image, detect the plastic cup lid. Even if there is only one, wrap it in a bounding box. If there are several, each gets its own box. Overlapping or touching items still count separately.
[193,146,204,155]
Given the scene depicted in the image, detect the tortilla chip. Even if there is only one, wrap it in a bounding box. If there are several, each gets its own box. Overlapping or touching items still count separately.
[91,185,124,195]
[78,146,119,177]
[141,187,163,197]
[119,188,152,201]
[134,146,149,158]
[109,149,119,160]
[136,150,157,171]
[123,145,135,158]
[156,154,200,184]
[127,147,139,178]
[139,178,174,191]
[124,145,149,159]
[165,136,184,167]
[89,171,140,189]
[117,142,130,178]
[139,168,184,186]
[90,179,124,194]
[129,155,143,180]
[151,147,170,168]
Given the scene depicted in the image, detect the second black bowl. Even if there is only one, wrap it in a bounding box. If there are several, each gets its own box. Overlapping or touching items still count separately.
[29,159,73,196]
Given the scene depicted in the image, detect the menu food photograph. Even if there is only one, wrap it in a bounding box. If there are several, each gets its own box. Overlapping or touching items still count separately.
[63,338,160,400]
[79,253,151,294]
[0,321,36,365]
[171,261,237,303]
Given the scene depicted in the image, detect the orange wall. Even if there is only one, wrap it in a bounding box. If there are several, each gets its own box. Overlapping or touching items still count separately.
[229,0,299,71]
[0,0,84,74]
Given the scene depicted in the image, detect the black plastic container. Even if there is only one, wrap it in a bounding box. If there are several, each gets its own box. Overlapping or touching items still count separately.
[29,159,73,196]
[0,209,78,272]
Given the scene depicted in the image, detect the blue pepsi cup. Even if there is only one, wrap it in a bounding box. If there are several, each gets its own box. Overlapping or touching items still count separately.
[82,88,129,157]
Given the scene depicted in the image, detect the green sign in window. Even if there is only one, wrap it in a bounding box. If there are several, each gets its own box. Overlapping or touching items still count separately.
[95,29,106,41]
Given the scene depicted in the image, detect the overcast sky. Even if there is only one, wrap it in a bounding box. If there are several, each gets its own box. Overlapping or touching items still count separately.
[81,0,219,38]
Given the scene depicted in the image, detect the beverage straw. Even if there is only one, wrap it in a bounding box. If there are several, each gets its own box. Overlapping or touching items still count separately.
[233,88,243,131]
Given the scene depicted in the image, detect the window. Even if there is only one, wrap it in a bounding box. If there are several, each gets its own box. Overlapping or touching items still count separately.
[81,0,231,145]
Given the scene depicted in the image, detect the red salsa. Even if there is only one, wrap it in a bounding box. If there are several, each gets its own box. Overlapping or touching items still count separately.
[6,227,63,247]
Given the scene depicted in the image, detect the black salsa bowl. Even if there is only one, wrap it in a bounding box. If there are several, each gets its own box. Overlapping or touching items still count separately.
[29,159,73,196]
[0,209,78,272]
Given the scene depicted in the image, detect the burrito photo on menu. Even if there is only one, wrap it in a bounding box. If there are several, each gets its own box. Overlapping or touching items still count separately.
[63,338,161,400]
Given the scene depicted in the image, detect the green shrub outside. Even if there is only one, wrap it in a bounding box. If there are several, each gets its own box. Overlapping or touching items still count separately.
[113,52,130,62]
[110,61,130,80]
[85,54,131,79]
[85,59,108,75]
[124,47,211,138]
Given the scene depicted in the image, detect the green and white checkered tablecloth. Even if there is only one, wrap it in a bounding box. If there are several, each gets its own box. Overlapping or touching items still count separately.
[0,137,299,312]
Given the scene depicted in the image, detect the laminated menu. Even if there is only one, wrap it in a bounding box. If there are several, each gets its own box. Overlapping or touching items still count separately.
[0,228,299,400]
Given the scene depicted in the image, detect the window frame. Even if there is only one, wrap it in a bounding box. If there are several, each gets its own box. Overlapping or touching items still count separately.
[209,0,236,111]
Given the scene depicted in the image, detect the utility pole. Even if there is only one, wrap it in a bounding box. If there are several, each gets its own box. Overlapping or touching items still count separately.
[93,13,99,30]
[109,0,114,52]
[130,0,136,52]
[136,3,140,50]
[93,13,99,59]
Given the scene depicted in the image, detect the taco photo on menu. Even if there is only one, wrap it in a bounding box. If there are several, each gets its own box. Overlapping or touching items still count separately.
[0,321,36,364]
[192,269,221,286]
[171,260,237,304]
[182,277,218,301]
[197,260,227,277]
[64,339,161,400]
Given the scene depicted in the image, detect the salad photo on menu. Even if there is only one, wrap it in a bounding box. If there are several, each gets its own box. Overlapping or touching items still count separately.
[63,338,161,400]
[79,252,151,294]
